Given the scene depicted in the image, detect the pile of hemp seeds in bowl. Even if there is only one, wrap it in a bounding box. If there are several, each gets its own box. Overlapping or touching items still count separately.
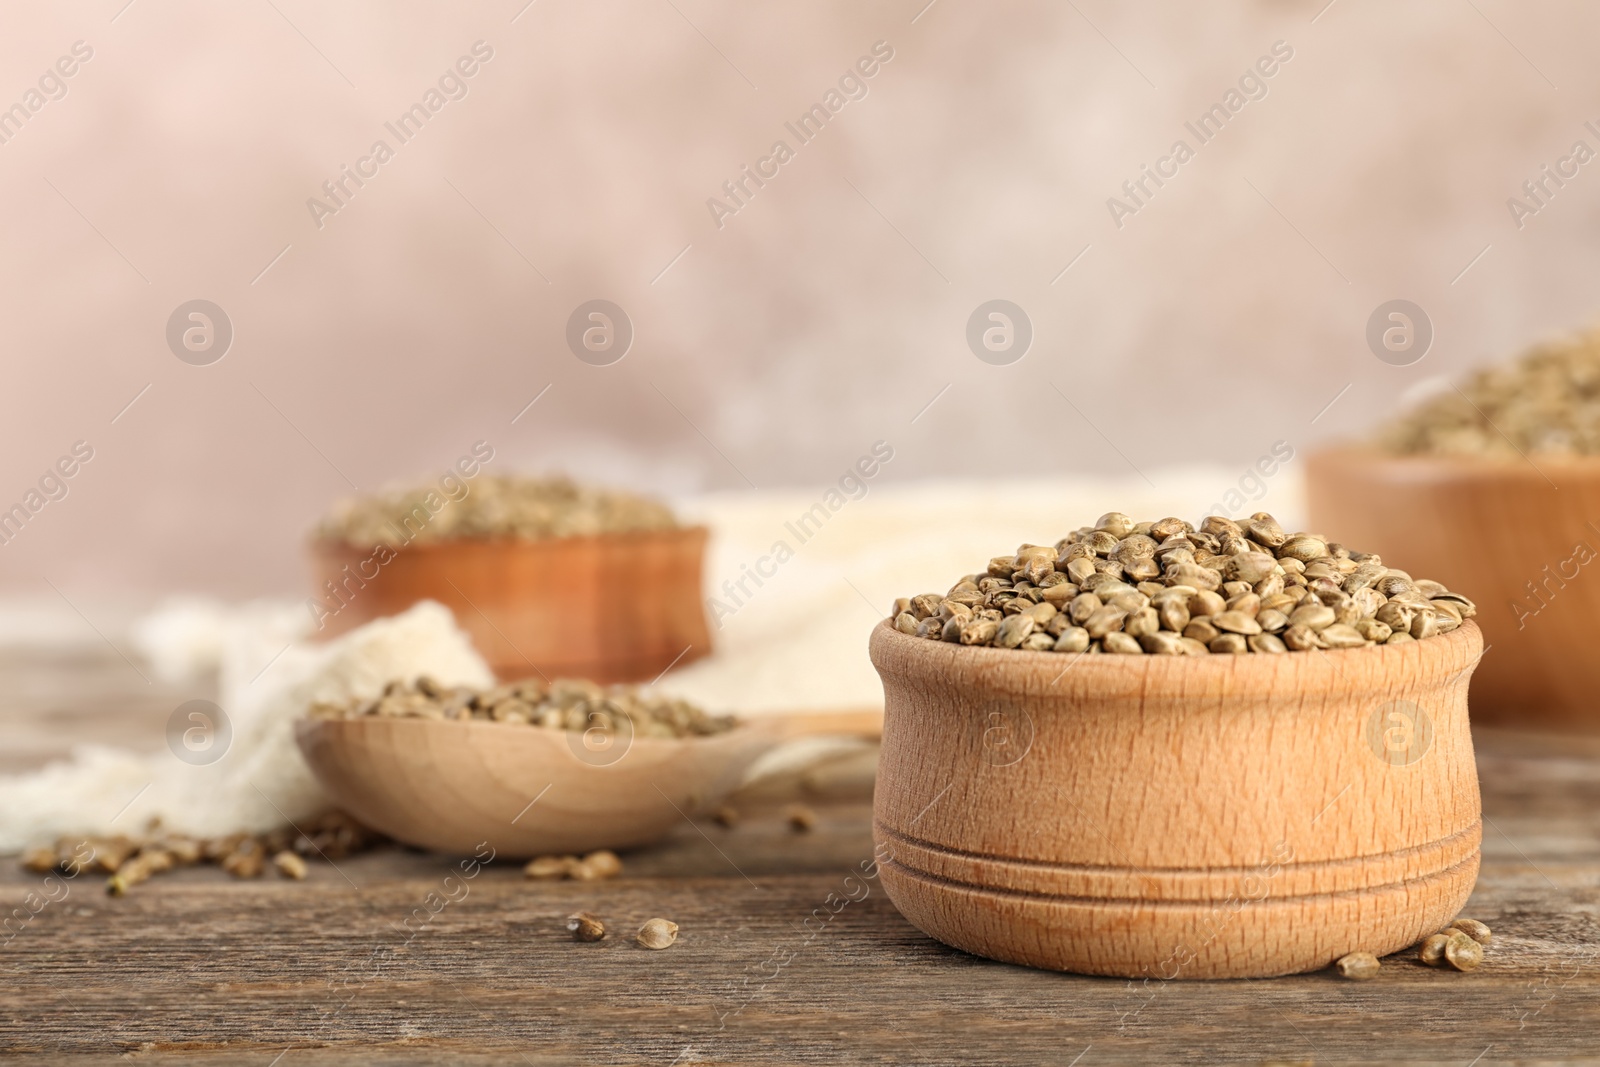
[316,474,678,547]
[1381,327,1600,458]
[308,676,738,739]
[890,511,1476,656]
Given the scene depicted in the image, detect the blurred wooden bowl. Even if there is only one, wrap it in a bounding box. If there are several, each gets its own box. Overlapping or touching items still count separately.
[869,619,1482,979]
[308,527,711,684]
[1307,446,1600,730]
[294,708,881,858]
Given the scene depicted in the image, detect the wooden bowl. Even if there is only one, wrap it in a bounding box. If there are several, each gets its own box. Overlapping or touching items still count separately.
[868,619,1483,979]
[308,527,711,684]
[294,708,882,858]
[1307,446,1600,730]
[294,716,777,858]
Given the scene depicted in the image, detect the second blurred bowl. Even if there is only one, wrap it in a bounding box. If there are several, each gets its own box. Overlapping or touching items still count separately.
[309,526,712,684]
[1307,446,1600,731]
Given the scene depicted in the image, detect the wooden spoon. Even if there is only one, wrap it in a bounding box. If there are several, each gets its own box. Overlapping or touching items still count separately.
[293,708,879,859]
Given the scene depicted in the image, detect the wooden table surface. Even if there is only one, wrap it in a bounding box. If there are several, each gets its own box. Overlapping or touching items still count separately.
[1,648,1598,1065]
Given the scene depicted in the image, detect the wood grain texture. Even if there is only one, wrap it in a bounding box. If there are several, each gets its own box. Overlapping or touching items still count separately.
[308,527,712,684]
[294,710,882,858]
[0,649,192,775]
[869,619,1484,979]
[3,648,1598,1064]
[1306,446,1600,731]
[2,791,1598,1066]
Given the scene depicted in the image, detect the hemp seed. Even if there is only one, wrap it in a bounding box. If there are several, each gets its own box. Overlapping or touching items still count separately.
[105,859,152,896]
[568,911,606,942]
[636,917,679,949]
[1419,933,1451,967]
[20,845,57,873]
[314,676,736,739]
[525,855,581,880]
[25,812,381,895]
[1445,930,1484,971]
[1382,328,1600,457]
[1335,952,1381,980]
[318,474,677,547]
[273,851,308,880]
[889,512,1471,656]
[221,840,265,879]
[526,850,623,881]
[573,850,623,881]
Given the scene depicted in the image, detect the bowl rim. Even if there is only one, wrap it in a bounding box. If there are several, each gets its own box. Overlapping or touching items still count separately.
[869,616,1482,694]
[1309,443,1600,479]
[306,523,710,554]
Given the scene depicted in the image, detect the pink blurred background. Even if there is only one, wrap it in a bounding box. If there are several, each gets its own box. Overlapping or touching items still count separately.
[2,0,1597,602]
